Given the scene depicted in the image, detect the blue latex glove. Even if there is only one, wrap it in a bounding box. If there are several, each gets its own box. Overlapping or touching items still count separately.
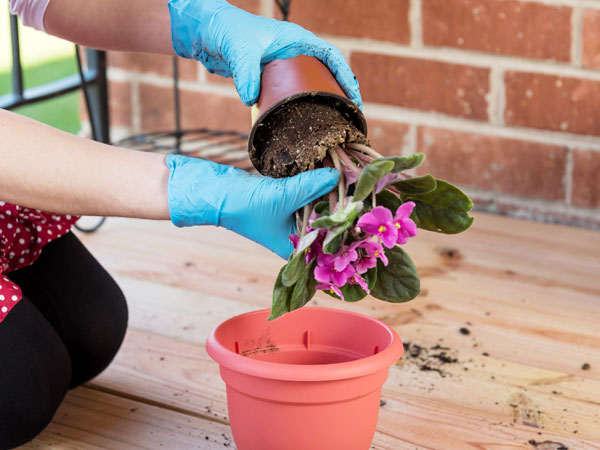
[168,0,362,108]
[166,154,340,258]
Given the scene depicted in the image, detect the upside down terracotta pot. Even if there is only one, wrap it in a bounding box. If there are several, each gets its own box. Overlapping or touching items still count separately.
[206,307,403,450]
[248,55,368,175]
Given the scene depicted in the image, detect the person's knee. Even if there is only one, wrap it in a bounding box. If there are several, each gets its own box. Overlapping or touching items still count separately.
[67,282,128,387]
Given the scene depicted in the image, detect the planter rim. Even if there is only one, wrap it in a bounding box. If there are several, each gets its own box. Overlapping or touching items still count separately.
[206,307,403,382]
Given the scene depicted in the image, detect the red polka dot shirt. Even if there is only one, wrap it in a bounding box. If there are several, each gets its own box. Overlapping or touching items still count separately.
[0,201,79,323]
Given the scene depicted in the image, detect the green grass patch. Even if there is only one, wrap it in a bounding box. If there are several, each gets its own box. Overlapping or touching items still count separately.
[0,56,81,133]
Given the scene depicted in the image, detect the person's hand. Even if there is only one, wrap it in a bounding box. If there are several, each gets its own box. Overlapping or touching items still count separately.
[167,0,362,108]
[166,155,339,258]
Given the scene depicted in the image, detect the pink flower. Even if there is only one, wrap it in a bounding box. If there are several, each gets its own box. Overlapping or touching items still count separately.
[289,234,299,249]
[349,273,370,294]
[332,241,360,271]
[393,202,418,244]
[316,283,345,300]
[315,253,356,286]
[354,240,388,274]
[357,206,397,248]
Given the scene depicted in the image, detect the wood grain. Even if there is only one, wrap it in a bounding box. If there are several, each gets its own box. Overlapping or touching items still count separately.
[17,212,600,449]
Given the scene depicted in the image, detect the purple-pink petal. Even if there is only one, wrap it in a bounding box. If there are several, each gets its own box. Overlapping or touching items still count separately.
[289,234,299,249]
[395,201,415,220]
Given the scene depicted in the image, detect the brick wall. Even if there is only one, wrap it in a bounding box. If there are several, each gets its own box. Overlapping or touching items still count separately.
[96,0,600,228]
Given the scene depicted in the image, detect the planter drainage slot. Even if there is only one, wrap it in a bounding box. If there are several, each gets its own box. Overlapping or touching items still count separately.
[373,346,380,355]
[303,330,311,350]
[234,341,240,354]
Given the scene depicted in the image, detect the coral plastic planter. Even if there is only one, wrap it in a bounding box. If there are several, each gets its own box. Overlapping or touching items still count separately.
[206,307,403,450]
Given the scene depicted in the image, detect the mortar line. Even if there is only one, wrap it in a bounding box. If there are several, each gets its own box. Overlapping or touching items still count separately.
[516,0,600,8]
[409,0,423,48]
[487,66,503,125]
[130,78,141,134]
[363,104,600,152]
[327,38,600,81]
[571,6,583,66]
[564,147,574,205]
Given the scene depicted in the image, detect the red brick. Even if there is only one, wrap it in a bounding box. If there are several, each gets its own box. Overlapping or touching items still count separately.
[109,52,198,81]
[423,0,571,61]
[365,119,410,157]
[352,52,489,120]
[108,80,133,128]
[572,149,600,208]
[583,9,600,69]
[417,127,567,201]
[139,83,250,133]
[278,0,410,43]
[229,0,261,14]
[505,72,600,136]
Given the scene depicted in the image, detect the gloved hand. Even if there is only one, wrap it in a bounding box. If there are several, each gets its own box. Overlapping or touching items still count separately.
[168,0,362,108]
[166,154,340,258]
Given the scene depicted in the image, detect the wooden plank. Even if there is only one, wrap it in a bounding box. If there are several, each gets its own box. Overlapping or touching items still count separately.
[20,387,234,450]
[74,215,600,380]
[88,327,600,446]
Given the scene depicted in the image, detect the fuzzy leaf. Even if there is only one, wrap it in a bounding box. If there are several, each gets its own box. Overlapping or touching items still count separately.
[353,159,395,202]
[323,221,352,254]
[376,190,402,212]
[371,246,420,303]
[269,266,294,320]
[323,267,378,302]
[282,253,305,287]
[403,179,474,234]
[289,260,318,311]
[379,153,425,173]
[313,201,330,216]
[310,201,362,229]
[391,174,437,195]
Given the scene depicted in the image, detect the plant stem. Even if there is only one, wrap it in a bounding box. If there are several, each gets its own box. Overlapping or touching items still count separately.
[372,189,377,207]
[329,191,336,213]
[300,204,311,241]
[346,148,373,164]
[328,148,345,210]
[295,211,302,235]
[346,142,384,159]
[334,146,361,175]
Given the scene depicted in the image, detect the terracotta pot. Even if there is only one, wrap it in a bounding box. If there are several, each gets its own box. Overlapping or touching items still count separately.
[248,55,368,174]
[206,307,403,450]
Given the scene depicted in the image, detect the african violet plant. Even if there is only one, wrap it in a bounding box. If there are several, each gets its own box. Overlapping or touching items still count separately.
[269,143,474,320]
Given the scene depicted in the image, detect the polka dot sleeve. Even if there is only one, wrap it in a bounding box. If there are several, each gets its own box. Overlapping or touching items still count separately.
[0,202,79,323]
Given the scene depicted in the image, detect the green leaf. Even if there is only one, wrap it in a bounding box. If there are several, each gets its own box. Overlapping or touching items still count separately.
[375,190,402,212]
[391,174,437,195]
[268,266,294,320]
[313,201,330,216]
[281,253,305,287]
[289,260,318,311]
[323,267,378,302]
[311,201,362,229]
[371,246,420,303]
[379,153,425,173]
[403,179,474,234]
[353,159,395,202]
[323,221,352,254]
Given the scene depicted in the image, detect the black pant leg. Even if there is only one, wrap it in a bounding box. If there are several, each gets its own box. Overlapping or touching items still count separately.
[0,297,71,450]
[7,232,128,388]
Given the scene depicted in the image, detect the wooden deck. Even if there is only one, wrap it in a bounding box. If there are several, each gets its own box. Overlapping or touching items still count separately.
[20,212,600,449]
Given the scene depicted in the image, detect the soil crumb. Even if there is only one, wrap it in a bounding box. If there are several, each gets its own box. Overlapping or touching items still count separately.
[401,341,460,377]
[581,362,591,370]
[459,327,471,335]
[528,439,568,450]
[250,97,368,178]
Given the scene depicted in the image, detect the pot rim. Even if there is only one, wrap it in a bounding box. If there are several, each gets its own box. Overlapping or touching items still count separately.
[247,90,367,175]
[206,306,403,382]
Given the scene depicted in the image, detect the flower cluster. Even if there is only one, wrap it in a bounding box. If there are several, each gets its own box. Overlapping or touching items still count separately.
[270,142,473,321]
[291,202,417,301]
